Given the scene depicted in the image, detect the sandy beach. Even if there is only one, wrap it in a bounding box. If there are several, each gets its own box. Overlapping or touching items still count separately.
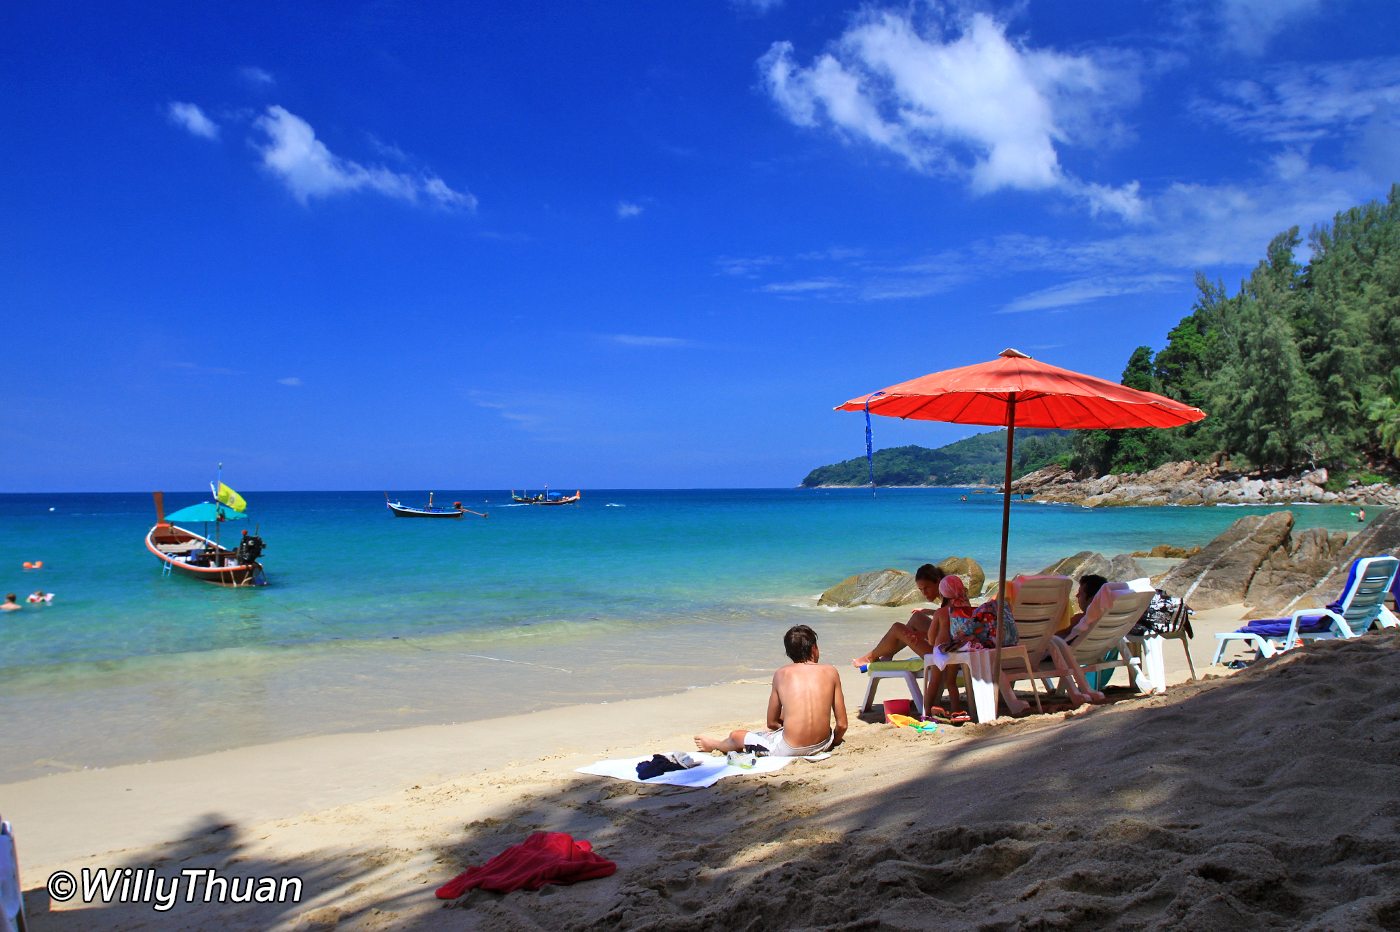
[8,602,1398,930]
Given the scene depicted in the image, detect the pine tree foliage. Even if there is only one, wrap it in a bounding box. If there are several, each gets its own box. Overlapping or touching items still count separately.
[1082,186,1400,476]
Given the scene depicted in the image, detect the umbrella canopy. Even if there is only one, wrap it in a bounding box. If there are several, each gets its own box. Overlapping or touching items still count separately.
[164,502,246,523]
[838,349,1205,430]
[837,348,1206,715]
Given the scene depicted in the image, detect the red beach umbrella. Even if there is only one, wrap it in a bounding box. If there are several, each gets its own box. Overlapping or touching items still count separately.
[837,348,1206,712]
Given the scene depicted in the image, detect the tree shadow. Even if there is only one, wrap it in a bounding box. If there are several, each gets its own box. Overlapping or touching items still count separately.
[21,813,390,929]
[18,634,1400,929]
[414,633,1400,930]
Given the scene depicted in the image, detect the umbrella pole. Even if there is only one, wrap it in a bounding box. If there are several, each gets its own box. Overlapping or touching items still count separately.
[993,396,1017,716]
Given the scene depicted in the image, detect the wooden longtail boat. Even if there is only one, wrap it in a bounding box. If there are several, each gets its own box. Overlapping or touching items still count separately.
[145,490,267,587]
[511,489,582,506]
[384,492,485,518]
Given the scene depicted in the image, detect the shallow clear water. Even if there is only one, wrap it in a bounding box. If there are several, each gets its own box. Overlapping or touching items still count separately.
[0,489,1367,780]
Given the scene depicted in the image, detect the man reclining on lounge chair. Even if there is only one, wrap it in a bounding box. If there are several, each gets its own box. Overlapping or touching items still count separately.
[695,625,847,757]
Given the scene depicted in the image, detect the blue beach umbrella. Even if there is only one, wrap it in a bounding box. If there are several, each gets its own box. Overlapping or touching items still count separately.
[164,502,246,523]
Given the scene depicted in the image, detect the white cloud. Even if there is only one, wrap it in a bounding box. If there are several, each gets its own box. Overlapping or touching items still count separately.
[723,158,1380,309]
[167,102,219,140]
[716,255,780,277]
[732,0,782,13]
[1213,0,1325,55]
[277,376,302,387]
[1195,57,1400,151]
[603,334,696,348]
[468,391,549,431]
[999,274,1180,313]
[251,106,476,209]
[759,9,1143,219]
[760,278,843,294]
[616,201,644,219]
[239,66,275,87]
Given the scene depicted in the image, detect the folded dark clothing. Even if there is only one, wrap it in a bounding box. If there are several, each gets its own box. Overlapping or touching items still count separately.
[636,754,687,780]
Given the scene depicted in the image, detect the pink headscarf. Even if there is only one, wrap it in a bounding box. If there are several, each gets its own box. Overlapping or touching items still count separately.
[938,575,973,616]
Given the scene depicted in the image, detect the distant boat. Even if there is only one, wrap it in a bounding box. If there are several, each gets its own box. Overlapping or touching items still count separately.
[385,492,485,518]
[145,472,267,587]
[511,488,582,506]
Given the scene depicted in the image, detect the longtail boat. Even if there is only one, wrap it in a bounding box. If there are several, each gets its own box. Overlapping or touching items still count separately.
[511,488,582,506]
[145,472,267,586]
[385,492,486,518]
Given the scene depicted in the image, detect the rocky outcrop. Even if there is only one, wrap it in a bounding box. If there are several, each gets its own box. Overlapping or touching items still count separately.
[1038,550,1144,583]
[818,569,921,607]
[818,557,987,606]
[821,509,1400,614]
[1242,527,1352,614]
[1247,508,1400,618]
[1158,512,1295,609]
[937,556,985,598]
[1012,461,1400,508]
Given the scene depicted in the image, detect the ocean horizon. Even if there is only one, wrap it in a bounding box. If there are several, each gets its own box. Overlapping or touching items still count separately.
[0,489,1367,782]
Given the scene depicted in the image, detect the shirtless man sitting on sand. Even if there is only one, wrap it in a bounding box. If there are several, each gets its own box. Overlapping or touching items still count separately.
[694,624,847,757]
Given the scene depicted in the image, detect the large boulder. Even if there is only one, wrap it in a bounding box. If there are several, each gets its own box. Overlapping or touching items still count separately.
[818,569,921,607]
[1243,526,1352,614]
[1158,512,1295,609]
[1038,551,1144,583]
[1255,508,1400,618]
[937,556,985,598]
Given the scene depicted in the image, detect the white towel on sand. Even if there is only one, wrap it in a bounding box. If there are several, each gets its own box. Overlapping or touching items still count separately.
[577,752,828,788]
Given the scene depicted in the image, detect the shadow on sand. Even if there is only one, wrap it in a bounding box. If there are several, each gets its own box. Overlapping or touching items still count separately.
[23,632,1400,929]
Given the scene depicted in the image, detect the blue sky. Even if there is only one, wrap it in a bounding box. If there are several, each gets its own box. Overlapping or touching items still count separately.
[4,0,1397,491]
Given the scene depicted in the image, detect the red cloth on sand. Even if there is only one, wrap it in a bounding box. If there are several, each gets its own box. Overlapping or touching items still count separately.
[435,831,617,898]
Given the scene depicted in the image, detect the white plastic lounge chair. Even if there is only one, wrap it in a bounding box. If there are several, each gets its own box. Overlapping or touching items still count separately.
[1055,580,1156,692]
[1212,555,1400,664]
[929,575,1071,723]
[1,818,25,932]
[999,581,1156,705]
[860,574,1072,721]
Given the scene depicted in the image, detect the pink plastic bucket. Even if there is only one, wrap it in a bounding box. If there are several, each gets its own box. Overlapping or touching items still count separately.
[883,698,914,720]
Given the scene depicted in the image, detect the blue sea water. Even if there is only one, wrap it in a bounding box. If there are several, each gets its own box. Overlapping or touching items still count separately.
[0,489,1368,780]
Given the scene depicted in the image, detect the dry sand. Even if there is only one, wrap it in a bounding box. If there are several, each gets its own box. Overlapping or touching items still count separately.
[7,606,1400,930]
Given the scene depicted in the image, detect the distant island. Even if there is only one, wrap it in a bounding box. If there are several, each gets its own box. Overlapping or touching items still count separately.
[801,429,1072,487]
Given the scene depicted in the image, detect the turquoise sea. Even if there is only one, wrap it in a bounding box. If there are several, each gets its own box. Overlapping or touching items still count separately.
[0,489,1369,781]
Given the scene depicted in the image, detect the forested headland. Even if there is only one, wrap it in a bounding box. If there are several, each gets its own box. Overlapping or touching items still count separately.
[801,431,1072,487]
[804,185,1400,489]
[1074,184,1400,481]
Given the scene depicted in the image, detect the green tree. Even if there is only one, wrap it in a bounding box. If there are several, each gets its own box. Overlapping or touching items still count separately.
[1367,367,1400,459]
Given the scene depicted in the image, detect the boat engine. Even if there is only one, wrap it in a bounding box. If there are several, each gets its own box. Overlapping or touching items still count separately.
[235,533,266,565]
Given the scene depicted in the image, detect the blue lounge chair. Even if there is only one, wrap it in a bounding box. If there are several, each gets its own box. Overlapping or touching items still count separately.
[1,817,24,932]
[1212,555,1400,664]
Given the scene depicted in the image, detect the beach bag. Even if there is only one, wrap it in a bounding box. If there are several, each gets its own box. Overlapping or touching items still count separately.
[1130,590,1188,637]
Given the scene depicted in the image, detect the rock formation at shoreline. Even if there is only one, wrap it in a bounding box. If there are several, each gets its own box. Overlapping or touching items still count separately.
[821,508,1399,616]
[818,556,987,607]
[1011,461,1400,508]
[1039,550,1144,584]
[1158,509,1400,617]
